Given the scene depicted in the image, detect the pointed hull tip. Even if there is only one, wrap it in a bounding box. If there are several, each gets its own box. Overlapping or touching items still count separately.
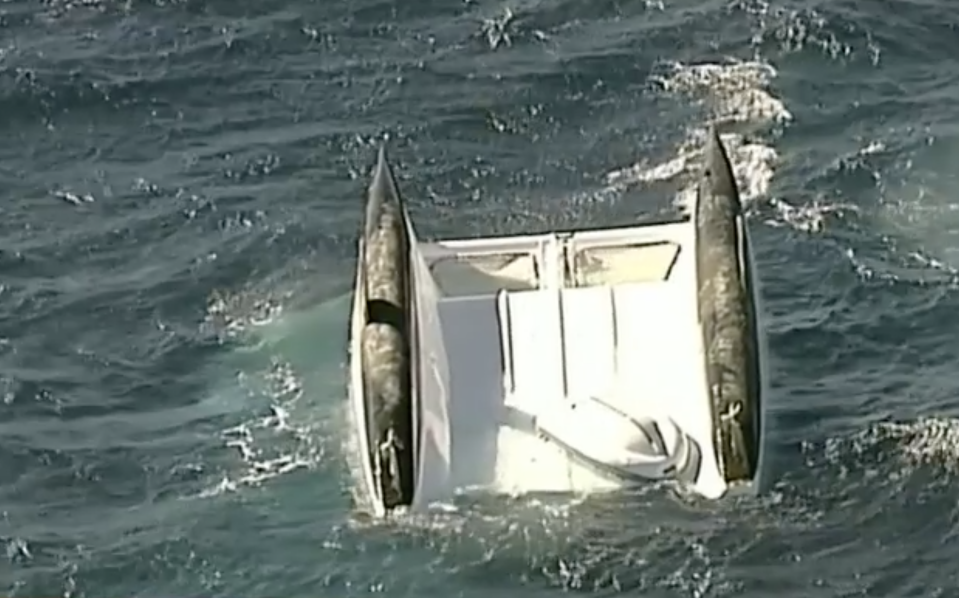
[352,141,417,515]
[704,126,741,211]
[377,143,388,171]
[694,126,764,488]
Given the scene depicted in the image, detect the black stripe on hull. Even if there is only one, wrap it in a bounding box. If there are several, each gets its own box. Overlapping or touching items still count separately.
[357,145,417,511]
[694,128,763,485]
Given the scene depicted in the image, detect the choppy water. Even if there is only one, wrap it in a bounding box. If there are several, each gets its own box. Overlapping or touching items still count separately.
[3,0,959,596]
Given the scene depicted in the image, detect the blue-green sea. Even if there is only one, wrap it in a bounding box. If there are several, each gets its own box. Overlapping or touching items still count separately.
[3,0,959,595]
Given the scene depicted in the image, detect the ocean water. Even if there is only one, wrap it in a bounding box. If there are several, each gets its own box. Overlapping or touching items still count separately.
[2,0,959,595]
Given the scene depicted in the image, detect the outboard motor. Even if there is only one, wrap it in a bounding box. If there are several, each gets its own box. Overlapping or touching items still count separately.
[533,396,695,482]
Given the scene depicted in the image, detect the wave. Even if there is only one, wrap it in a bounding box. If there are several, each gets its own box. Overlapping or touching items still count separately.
[603,57,789,217]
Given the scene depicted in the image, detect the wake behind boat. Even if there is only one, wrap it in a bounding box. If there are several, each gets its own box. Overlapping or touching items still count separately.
[348,129,766,517]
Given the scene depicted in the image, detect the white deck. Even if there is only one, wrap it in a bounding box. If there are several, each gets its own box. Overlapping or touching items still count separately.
[407,219,728,507]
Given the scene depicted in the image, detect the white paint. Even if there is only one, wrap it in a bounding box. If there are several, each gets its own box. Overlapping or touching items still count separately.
[409,226,453,509]
[349,215,764,512]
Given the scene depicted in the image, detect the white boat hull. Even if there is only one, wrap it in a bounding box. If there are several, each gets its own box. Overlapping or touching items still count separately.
[348,132,767,516]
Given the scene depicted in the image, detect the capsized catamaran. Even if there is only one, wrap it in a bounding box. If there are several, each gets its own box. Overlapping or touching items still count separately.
[347,129,766,517]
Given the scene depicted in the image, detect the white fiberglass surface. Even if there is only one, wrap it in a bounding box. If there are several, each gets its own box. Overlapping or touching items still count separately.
[561,286,616,400]
[409,235,453,508]
[493,288,622,494]
[433,295,504,490]
[423,222,727,502]
[488,284,724,498]
[431,289,622,498]
[611,284,724,498]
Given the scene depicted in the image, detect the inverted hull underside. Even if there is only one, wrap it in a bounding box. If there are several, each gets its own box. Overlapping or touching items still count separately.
[349,134,766,515]
[349,233,765,513]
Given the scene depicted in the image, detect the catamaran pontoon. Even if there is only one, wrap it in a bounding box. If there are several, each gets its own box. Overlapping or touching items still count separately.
[348,129,766,517]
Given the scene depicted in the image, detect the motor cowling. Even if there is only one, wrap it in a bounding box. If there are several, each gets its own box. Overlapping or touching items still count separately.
[534,396,692,481]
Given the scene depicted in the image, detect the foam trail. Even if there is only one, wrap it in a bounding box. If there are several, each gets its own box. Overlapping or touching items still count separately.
[194,286,351,499]
[605,59,790,215]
